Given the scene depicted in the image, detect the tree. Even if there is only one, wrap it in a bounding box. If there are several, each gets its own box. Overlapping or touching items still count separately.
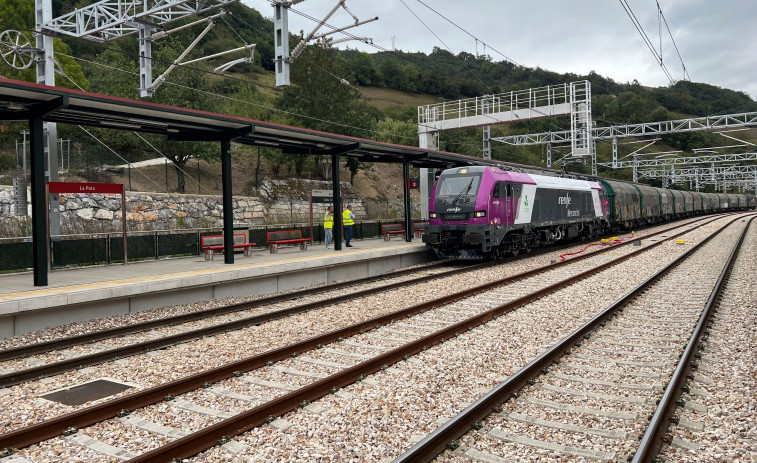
[351,51,378,86]
[157,139,215,193]
[276,40,379,181]
[375,117,417,146]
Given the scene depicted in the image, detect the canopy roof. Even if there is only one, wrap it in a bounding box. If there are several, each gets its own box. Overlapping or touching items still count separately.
[0,78,505,170]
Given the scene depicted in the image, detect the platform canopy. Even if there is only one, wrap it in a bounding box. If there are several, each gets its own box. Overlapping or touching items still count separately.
[0,78,502,169]
[1,77,526,286]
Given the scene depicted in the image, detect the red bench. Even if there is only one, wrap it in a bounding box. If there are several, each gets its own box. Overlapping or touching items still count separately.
[267,230,312,254]
[413,222,427,237]
[201,233,256,261]
[381,223,405,241]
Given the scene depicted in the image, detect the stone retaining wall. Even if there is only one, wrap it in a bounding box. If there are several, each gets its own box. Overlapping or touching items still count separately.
[0,179,363,235]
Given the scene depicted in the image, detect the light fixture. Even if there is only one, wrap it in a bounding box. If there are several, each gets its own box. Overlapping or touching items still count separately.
[101,121,141,129]
[7,102,24,110]
[128,118,167,127]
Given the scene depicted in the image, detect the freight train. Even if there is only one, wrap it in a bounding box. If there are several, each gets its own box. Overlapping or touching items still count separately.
[422,165,756,260]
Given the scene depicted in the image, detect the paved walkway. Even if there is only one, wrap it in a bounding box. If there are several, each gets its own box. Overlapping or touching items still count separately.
[0,237,424,299]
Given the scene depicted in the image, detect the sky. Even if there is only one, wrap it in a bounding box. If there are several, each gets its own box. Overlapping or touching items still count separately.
[242,0,757,100]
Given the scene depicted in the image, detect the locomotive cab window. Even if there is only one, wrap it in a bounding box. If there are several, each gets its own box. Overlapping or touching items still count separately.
[493,182,514,198]
[435,173,483,198]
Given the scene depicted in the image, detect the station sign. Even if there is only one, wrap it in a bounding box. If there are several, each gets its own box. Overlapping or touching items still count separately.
[48,182,124,194]
[13,177,28,216]
[311,189,333,203]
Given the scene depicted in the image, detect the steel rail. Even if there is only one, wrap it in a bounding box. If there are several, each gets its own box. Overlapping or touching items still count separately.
[122,217,736,462]
[0,215,725,452]
[0,260,457,362]
[631,215,755,463]
[391,213,752,463]
[0,216,720,388]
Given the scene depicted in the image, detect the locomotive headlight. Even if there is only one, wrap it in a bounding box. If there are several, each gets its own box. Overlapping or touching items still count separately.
[474,210,486,218]
[429,211,437,218]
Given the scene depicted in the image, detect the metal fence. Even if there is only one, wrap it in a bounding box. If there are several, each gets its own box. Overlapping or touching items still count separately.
[0,219,420,274]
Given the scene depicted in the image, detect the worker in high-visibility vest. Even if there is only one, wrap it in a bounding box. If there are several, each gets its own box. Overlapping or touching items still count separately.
[323,206,334,249]
[343,204,355,247]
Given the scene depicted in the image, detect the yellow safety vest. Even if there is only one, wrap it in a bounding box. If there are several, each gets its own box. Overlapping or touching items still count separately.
[324,211,333,229]
[342,209,354,226]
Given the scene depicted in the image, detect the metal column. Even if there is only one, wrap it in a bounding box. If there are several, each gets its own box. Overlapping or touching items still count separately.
[331,153,342,251]
[138,24,155,97]
[273,1,291,87]
[402,159,412,242]
[30,117,47,286]
[221,139,234,264]
[36,0,60,236]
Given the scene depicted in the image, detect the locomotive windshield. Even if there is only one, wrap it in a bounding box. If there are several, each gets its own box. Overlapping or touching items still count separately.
[435,173,482,202]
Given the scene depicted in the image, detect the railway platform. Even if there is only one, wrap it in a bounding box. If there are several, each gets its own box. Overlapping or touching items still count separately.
[0,238,427,339]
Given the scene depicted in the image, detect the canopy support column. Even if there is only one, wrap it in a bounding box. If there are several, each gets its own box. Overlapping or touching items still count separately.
[30,117,48,286]
[221,139,234,264]
[402,159,412,242]
[332,152,342,251]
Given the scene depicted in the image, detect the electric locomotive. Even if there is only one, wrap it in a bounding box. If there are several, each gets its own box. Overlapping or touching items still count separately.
[423,165,753,260]
[422,166,609,259]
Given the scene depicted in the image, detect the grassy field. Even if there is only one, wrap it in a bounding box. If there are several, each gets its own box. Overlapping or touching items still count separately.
[224,70,440,111]
[358,86,440,110]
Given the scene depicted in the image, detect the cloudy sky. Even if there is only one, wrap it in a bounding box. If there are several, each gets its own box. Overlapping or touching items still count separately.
[242,0,757,100]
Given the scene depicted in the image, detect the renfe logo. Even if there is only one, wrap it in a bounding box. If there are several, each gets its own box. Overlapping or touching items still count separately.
[558,192,571,207]
[446,207,462,212]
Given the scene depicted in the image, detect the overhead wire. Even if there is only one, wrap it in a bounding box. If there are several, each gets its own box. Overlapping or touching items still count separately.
[273,7,501,153]
[279,1,557,154]
[656,1,690,81]
[392,0,568,155]
[413,0,520,66]
[56,68,198,194]
[617,0,675,85]
[277,1,573,158]
[398,0,493,94]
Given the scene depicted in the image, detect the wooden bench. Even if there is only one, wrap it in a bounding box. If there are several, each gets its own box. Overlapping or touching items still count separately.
[201,233,256,261]
[381,223,405,241]
[413,222,427,237]
[267,230,312,254]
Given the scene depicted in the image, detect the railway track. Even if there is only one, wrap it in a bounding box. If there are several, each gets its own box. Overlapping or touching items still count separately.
[655,216,757,463]
[394,214,754,463]
[0,261,466,386]
[0,216,717,388]
[0,215,740,461]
